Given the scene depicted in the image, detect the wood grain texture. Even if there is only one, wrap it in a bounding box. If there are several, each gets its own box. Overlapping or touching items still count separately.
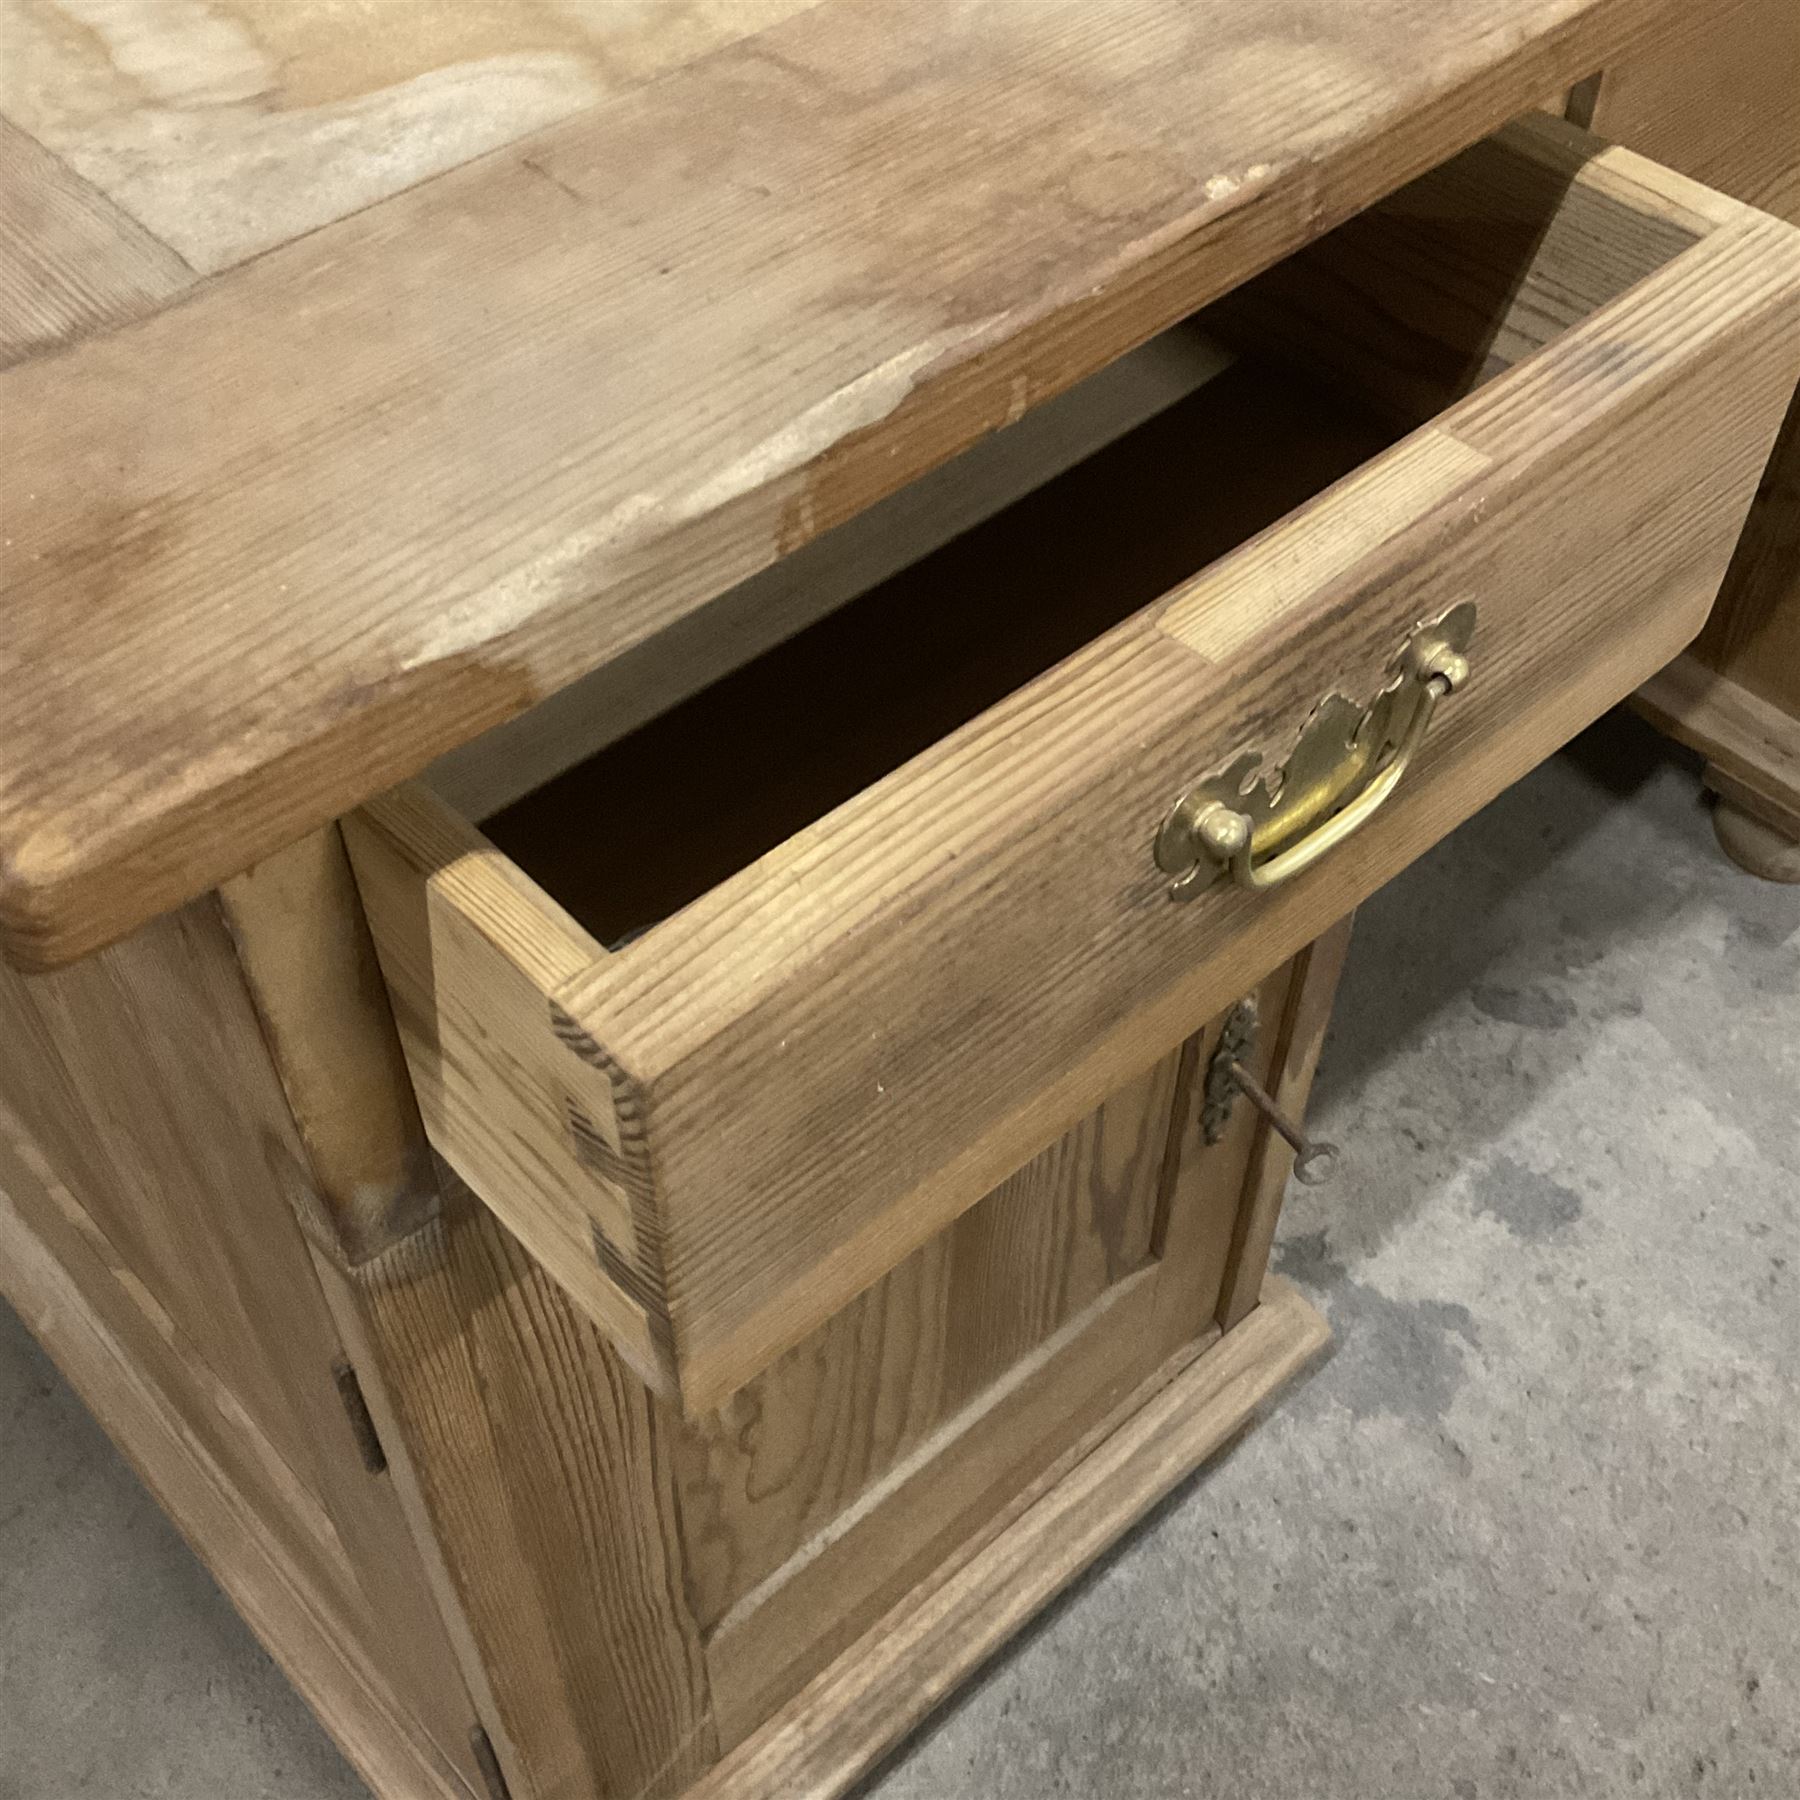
[685,1010,1277,1744]
[1592,0,1800,808]
[349,362,1376,1407]
[1588,0,1800,225]
[693,956,1308,1744]
[354,121,1800,1408]
[0,900,381,1501]
[0,117,192,366]
[0,899,484,1794]
[0,816,1335,1797]
[635,168,1790,1397]
[1688,381,1800,720]
[0,0,1686,970]
[676,1053,1179,1641]
[687,1278,1331,1800]
[320,961,1321,1795]
[1206,113,1730,431]
[219,827,440,1263]
[1214,915,1355,1330]
[477,359,1389,945]
[0,0,822,272]
[0,1177,481,1800]
[0,1100,365,1653]
[338,787,680,1396]
[700,1273,1194,1745]
[217,823,544,1783]
[348,1181,717,1800]
[424,329,1236,821]
[1634,653,1800,822]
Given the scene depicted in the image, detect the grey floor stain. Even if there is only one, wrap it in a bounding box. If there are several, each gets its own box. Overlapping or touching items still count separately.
[1471,983,1578,1030]
[1276,1229,1479,1425]
[1470,1154,1585,1241]
[1722,907,1800,996]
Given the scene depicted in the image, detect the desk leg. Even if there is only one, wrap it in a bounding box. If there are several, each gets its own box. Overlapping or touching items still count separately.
[1713,789,1800,883]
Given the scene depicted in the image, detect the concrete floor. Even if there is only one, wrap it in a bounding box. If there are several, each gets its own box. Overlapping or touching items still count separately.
[2,712,1796,1799]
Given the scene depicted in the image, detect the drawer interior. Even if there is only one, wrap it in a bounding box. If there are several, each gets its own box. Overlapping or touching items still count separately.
[470,120,1702,947]
[481,361,1391,945]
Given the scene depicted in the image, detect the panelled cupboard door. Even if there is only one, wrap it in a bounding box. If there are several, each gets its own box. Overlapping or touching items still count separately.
[668,958,1301,1745]
[339,950,1331,1800]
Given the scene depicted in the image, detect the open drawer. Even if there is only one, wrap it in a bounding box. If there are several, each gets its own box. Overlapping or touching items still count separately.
[344,117,1800,1411]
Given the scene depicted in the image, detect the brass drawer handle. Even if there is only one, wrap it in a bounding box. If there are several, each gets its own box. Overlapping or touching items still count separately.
[1156,602,1475,900]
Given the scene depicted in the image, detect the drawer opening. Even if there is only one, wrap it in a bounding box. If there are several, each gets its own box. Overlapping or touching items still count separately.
[353,111,1799,1409]
[477,355,1394,947]
[469,120,1703,950]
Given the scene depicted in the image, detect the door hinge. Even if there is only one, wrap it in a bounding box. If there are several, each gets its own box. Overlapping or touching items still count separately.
[331,1360,388,1475]
[471,1725,514,1800]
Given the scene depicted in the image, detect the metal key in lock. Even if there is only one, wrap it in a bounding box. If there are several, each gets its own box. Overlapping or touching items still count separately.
[1199,999,1339,1187]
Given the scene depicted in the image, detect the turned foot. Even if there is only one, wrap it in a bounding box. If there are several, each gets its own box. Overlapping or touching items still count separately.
[1713,799,1800,883]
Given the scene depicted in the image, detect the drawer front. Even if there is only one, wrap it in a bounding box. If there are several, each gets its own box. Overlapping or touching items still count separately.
[346,121,1800,1411]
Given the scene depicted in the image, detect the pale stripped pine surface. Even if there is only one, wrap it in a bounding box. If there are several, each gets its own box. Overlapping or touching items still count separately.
[0,0,1679,969]
[0,0,822,272]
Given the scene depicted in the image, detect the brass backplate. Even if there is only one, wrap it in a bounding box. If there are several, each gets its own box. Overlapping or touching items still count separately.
[1156,600,1478,898]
